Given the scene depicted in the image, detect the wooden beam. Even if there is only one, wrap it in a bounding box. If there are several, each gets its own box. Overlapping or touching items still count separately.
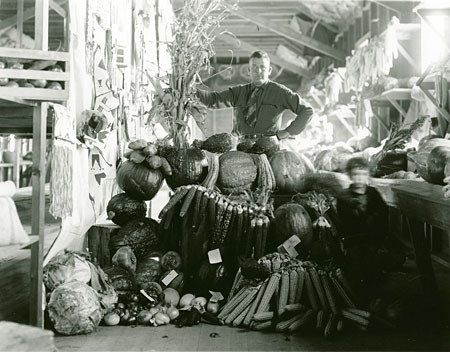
[224,4,346,61]
[30,103,48,328]
[35,0,49,51]
[49,0,66,17]
[0,7,35,32]
[217,35,313,78]
[17,0,24,48]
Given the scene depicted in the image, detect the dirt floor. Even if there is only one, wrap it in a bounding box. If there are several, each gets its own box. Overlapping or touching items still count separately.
[54,323,450,352]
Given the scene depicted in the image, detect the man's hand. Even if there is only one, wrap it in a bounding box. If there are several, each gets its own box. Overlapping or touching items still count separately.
[276,129,291,140]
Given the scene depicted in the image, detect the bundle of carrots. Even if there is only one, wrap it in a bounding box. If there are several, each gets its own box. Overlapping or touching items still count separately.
[220,253,394,337]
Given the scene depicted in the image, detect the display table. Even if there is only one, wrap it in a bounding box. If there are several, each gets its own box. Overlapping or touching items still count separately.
[380,181,448,323]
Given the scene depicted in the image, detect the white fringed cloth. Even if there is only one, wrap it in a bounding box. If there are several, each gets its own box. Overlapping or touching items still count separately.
[49,104,77,219]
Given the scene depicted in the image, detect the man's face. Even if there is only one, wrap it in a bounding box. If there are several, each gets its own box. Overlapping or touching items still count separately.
[350,168,370,187]
[249,57,272,86]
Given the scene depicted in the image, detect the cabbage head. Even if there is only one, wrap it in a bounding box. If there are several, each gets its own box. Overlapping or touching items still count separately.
[43,251,91,291]
[48,281,103,335]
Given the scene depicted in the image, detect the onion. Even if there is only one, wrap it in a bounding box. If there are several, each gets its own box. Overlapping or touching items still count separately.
[206,301,219,314]
[179,293,195,308]
[191,296,207,307]
[166,306,180,321]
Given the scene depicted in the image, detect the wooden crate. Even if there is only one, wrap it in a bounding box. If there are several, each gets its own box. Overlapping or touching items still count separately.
[0,48,69,101]
[87,224,120,268]
[369,178,426,208]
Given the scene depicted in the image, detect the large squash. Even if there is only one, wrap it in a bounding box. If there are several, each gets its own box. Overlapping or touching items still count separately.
[160,147,208,190]
[135,257,163,291]
[273,202,313,251]
[408,137,450,182]
[427,146,450,185]
[116,161,163,200]
[110,218,160,259]
[270,151,314,194]
[106,193,147,225]
[217,151,257,194]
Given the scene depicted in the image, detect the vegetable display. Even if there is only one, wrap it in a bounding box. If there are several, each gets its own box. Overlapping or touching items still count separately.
[106,193,147,225]
[269,151,315,194]
[111,218,161,259]
[48,281,103,335]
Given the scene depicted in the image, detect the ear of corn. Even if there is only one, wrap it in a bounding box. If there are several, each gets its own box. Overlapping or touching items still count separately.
[309,268,329,310]
[345,308,371,319]
[275,313,303,332]
[180,185,198,217]
[320,271,339,314]
[288,269,298,305]
[341,309,370,327]
[304,270,319,311]
[324,313,337,339]
[159,186,189,218]
[256,273,281,314]
[253,311,274,322]
[287,309,315,332]
[329,272,356,308]
[335,268,357,302]
[283,303,304,313]
[278,270,290,315]
[295,268,305,304]
[218,285,249,319]
[225,287,258,325]
[227,269,243,303]
[243,280,268,327]
[252,320,272,331]
[232,305,251,327]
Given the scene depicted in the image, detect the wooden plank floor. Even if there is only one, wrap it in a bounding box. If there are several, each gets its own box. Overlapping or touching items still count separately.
[54,324,450,351]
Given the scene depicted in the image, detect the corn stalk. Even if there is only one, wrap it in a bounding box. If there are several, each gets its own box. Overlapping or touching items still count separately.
[146,0,236,149]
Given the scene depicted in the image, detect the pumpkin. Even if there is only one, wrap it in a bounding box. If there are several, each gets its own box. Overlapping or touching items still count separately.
[136,257,163,290]
[408,137,450,182]
[195,262,230,297]
[110,218,160,259]
[161,251,182,272]
[116,161,164,200]
[112,246,137,273]
[427,146,450,185]
[269,151,315,194]
[273,203,313,251]
[160,147,208,189]
[196,132,233,153]
[103,266,134,293]
[313,149,352,172]
[106,193,147,225]
[217,151,257,194]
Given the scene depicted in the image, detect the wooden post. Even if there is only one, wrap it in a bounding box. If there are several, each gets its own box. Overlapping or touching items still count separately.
[13,138,21,187]
[87,224,120,268]
[34,0,49,51]
[30,103,47,328]
[17,0,24,48]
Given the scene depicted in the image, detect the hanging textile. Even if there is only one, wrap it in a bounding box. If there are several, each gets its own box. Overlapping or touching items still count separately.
[48,103,77,219]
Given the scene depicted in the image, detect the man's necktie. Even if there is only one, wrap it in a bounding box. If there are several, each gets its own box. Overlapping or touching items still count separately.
[244,86,262,128]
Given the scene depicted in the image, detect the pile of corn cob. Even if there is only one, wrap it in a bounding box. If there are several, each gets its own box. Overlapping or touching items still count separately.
[219,253,393,337]
[158,184,273,275]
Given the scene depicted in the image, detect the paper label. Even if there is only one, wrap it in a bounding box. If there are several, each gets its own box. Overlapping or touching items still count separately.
[277,235,301,258]
[161,270,178,286]
[150,257,160,262]
[209,291,224,303]
[208,249,222,264]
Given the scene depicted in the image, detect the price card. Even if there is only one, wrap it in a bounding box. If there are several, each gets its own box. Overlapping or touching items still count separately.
[161,270,178,286]
[208,248,222,264]
[209,291,224,303]
[277,235,301,258]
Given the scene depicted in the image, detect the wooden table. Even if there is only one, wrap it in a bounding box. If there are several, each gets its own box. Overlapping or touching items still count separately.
[390,182,449,323]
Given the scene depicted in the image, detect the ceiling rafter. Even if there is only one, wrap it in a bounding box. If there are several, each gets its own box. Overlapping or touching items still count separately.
[223,3,346,61]
[217,34,313,79]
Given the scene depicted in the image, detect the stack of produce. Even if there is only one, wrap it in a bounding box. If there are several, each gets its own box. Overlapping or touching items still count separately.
[0,59,65,89]
[219,253,394,337]
[43,251,118,335]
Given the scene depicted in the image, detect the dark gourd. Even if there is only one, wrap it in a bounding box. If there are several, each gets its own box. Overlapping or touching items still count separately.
[427,146,450,185]
[270,151,315,194]
[103,266,134,293]
[197,133,233,154]
[273,202,313,250]
[217,151,257,194]
[160,147,208,189]
[135,257,163,290]
[112,246,137,273]
[107,193,147,225]
[110,218,160,259]
[159,270,185,292]
[160,251,182,272]
[409,137,450,182]
[116,161,164,200]
[250,136,280,157]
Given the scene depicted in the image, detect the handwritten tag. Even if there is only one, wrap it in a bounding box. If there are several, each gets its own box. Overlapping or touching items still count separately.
[161,270,178,286]
[208,249,222,264]
[150,257,160,262]
[209,291,224,303]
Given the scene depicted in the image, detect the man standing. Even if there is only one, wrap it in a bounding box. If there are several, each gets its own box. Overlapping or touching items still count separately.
[196,50,314,141]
